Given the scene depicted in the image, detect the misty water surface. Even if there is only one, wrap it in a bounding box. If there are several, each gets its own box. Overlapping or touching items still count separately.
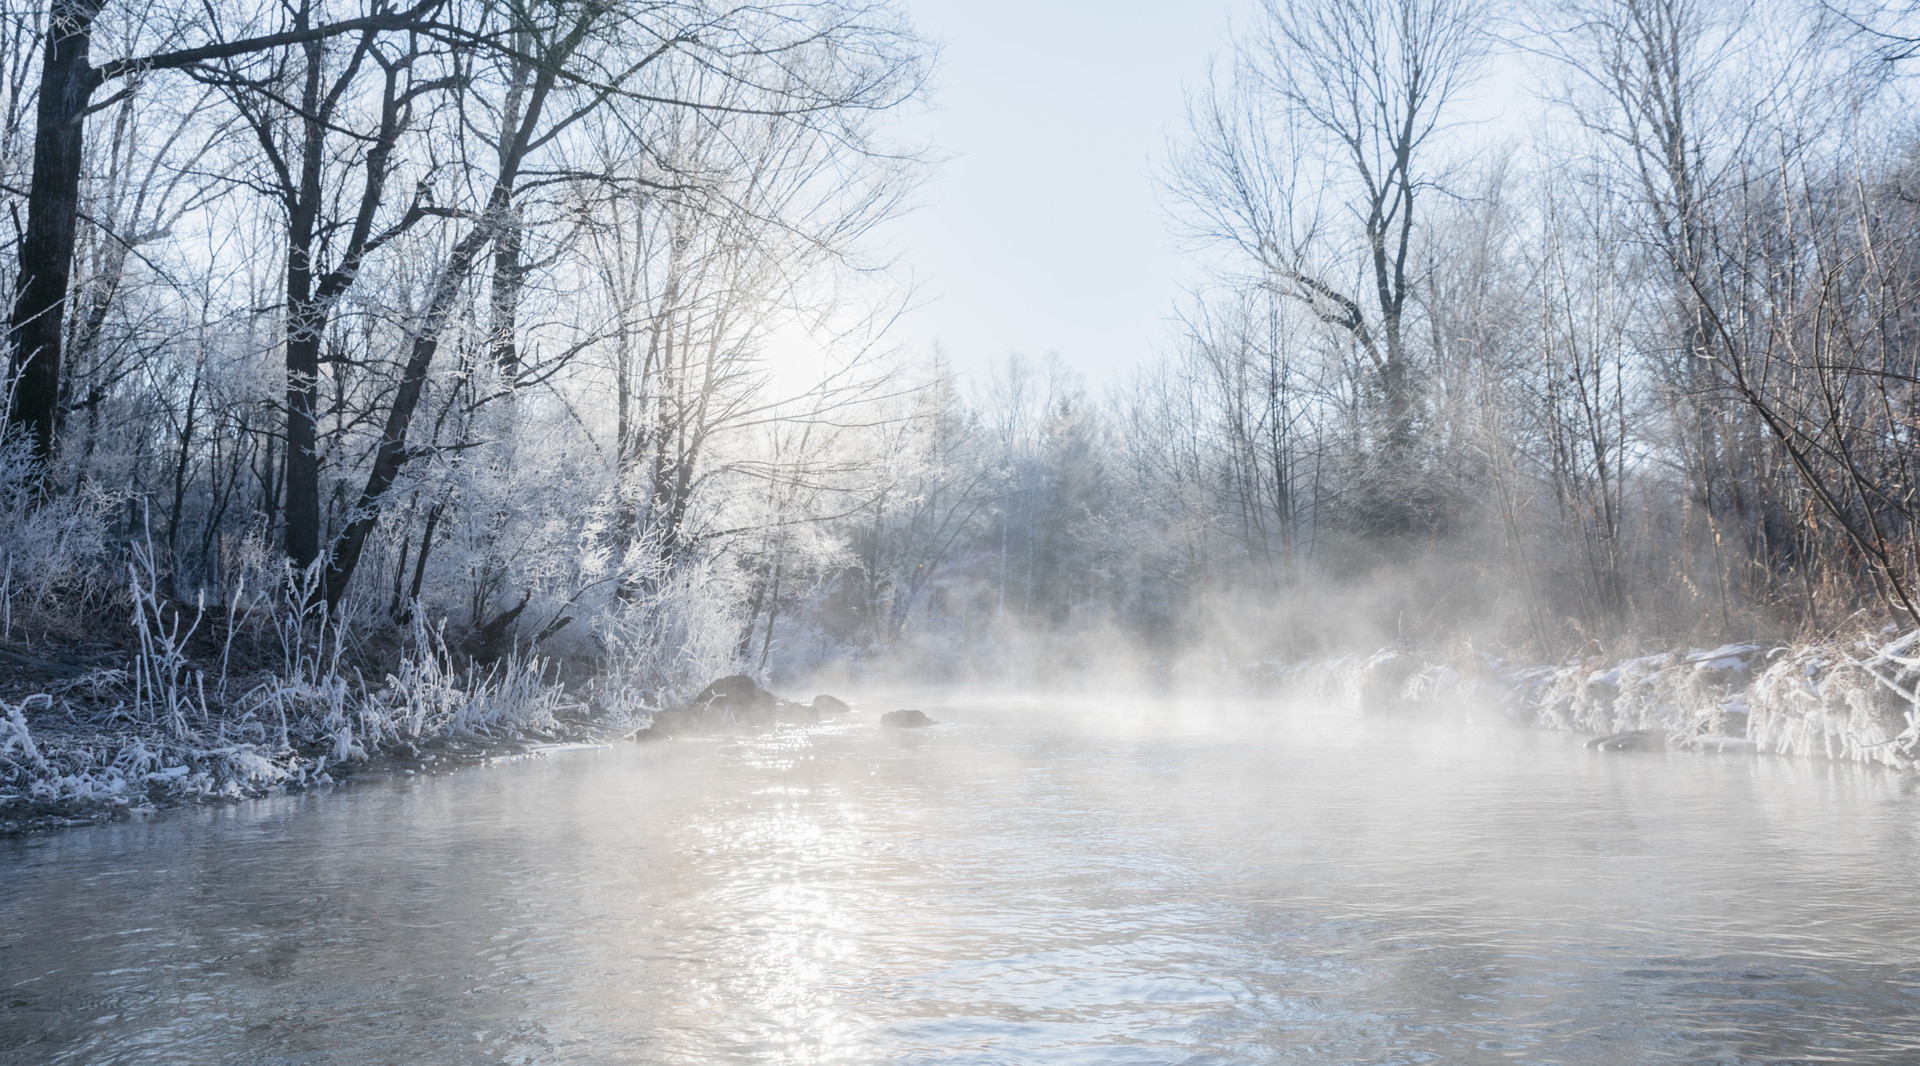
[4,702,1920,1064]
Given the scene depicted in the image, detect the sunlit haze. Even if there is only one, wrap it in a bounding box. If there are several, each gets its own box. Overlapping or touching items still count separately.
[887,0,1240,384]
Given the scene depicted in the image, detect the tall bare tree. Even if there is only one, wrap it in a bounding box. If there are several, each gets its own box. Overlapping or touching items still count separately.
[1169,0,1488,518]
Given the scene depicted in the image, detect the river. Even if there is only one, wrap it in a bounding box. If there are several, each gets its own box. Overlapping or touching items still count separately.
[4,699,1920,1064]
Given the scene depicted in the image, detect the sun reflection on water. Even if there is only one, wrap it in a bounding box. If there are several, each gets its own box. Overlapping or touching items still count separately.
[6,706,1920,1064]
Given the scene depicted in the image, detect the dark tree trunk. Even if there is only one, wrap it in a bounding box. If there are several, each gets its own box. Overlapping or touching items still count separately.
[488,209,524,380]
[274,41,415,571]
[408,500,441,604]
[283,35,329,571]
[7,0,104,463]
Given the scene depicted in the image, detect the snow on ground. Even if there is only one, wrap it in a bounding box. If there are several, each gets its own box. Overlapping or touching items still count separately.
[1286,633,1920,770]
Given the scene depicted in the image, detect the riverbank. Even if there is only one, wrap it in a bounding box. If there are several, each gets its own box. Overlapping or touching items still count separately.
[0,671,615,837]
[0,601,636,835]
[11,614,1919,835]
[0,704,612,836]
[0,621,844,835]
[1286,631,1920,771]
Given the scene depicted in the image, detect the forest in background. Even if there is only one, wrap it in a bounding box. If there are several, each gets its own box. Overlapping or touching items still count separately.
[8,0,1920,807]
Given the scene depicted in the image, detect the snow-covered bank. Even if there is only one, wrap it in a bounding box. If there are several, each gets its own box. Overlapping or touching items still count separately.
[1287,634,1920,770]
[0,555,635,833]
[0,635,606,833]
[0,597,853,833]
[16,588,1920,837]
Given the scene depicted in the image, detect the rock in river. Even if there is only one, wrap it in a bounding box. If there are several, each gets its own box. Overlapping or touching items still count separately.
[691,674,776,713]
[812,693,851,716]
[882,709,935,729]
[688,674,778,729]
[1587,729,1665,752]
[647,676,783,737]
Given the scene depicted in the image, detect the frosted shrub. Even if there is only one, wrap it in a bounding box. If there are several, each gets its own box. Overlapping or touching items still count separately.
[593,555,747,712]
[0,697,50,779]
[1290,653,1382,714]
[3,505,599,822]
[1266,635,1920,772]
[1744,636,1918,769]
[1285,650,1464,715]
[127,546,209,739]
[358,619,571,750]
[1474,635,1918,768]
[1527,646,1760,736]
[217,552,379,760]
[0,434,109,629]
[381,623,466,741]
[459,649,568,736]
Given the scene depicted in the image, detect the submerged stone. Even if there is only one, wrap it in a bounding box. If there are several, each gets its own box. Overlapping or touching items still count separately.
[645,676,815,737]
[685,675,779,731]
[1587,729,1665,752]
[882,709,935,729]
[647,702,732,737]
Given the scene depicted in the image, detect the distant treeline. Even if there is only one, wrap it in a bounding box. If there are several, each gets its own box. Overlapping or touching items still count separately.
[836,0,1920,672]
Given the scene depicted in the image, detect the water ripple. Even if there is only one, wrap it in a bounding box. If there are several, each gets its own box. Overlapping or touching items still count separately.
[3,705,1919,1064]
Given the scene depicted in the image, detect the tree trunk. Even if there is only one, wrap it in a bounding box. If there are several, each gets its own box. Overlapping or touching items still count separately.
[7,0,104,463]
[278,43,415,571]
[283,35,329,570]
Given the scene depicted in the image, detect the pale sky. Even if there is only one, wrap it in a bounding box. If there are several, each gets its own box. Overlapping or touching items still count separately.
[884,0,1244,386]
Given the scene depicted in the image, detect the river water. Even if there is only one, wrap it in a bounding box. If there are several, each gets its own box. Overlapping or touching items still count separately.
[4,700,1920,1064]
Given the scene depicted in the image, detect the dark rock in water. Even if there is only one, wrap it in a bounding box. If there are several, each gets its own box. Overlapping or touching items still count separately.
[687,674,779,731]
[736,705,778,731]
[629,725,668,743]
[691,674,777,714]
[1587,729,1665,752]
[812,693,850,716]
[882,709,935,729]
[649,707,684,735]
[775,700,820,725]
[645,676,801,736]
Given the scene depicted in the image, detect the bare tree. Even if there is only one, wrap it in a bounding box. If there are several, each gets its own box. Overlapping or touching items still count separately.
[5,0,444,466]
[1169,0,1488,510]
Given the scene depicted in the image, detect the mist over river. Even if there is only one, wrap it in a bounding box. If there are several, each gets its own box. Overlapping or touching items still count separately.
[5,701,1920,1064]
